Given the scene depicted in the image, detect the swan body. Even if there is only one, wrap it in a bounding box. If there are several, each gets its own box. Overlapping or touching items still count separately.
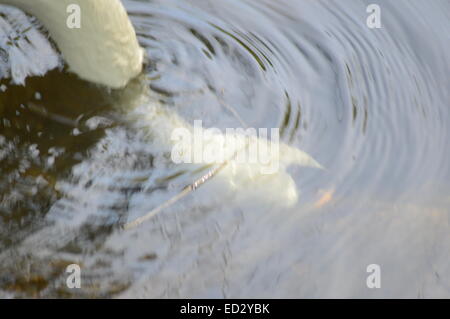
[0,0,144,88]
[133,101,323,207]
[0,1,323,215]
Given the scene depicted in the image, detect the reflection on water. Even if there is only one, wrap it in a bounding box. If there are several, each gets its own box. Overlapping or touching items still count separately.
[1,0,450,297]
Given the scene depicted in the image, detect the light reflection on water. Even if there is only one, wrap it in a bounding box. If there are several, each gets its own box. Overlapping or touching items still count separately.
[0,0,450,297]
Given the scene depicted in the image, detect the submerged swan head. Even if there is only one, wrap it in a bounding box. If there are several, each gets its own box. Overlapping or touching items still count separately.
[0,0,144,88]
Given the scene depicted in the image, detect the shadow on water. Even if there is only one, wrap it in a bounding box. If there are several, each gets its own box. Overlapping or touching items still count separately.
[0,70,126,297]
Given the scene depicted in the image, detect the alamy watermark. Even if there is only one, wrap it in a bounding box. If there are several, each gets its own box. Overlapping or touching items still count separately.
[366,264,381,289]
[366,4,382,29]
[66,4,81,29]
[170,120,280,175]
[66,264,81,289]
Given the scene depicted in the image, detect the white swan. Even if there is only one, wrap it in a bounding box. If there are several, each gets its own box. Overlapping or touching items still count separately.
[0,0,323,226]
[0,0,144,88]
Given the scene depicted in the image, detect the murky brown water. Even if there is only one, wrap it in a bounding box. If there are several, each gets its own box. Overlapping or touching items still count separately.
[1,0,450,298]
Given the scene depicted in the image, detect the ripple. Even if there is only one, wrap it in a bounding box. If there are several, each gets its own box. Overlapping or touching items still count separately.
[1,0,450,298]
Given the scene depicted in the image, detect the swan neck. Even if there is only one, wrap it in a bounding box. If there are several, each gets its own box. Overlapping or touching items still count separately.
[0,0,144,88]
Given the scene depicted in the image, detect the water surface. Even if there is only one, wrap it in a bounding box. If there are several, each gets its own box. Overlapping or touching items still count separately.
[0,0,449,298]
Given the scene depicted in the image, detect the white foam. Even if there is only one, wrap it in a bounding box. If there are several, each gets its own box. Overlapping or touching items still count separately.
[0,5,61,84]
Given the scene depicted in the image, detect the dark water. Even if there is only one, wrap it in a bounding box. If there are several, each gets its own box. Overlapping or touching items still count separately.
[1,0,450,298]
